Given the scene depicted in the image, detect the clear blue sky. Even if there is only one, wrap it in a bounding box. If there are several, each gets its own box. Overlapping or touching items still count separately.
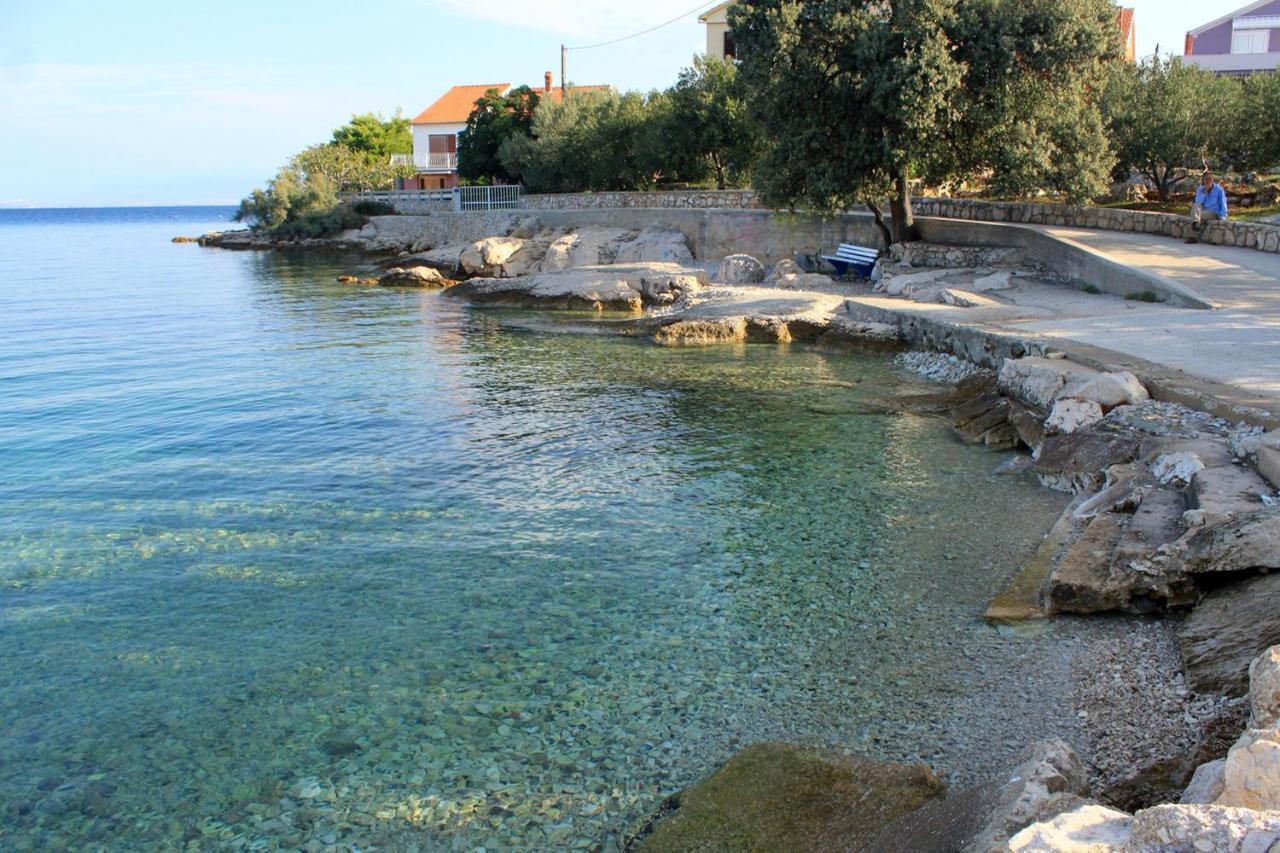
[0,0,1224,207]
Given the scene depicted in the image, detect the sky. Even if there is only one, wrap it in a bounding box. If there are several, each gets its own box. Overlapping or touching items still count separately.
[0,0,1232,207]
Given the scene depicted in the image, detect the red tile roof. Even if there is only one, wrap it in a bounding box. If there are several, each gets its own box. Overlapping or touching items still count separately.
[410,82,610,125]
[411,84,511,125]
[1118,8,1136,61]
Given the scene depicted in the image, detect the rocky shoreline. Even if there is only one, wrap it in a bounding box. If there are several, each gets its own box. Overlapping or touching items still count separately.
[194,219,1280,850]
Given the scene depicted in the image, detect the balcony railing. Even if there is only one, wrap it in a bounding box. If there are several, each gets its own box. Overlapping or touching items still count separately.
[390,152,458,172]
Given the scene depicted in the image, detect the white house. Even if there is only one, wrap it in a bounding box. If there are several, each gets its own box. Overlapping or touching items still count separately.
[698,2,736,61]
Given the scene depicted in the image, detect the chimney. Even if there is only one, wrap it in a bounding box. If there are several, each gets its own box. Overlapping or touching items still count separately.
[544,71,553,94]
[1184,33,1195,56]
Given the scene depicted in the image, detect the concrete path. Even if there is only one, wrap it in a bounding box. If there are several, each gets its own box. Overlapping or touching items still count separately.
[848,225,1280,416]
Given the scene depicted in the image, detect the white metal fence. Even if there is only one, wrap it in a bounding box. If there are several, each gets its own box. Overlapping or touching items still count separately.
[340,186,523,212]
[454,185,521,212]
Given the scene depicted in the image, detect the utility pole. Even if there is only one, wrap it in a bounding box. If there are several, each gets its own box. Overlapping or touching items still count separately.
[560,44,568,100]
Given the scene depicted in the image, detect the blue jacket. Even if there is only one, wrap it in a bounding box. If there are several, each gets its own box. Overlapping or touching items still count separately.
[1195,182,1228,219]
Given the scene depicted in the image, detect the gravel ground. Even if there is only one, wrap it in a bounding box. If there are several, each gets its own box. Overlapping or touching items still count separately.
[1070,619,1247,806]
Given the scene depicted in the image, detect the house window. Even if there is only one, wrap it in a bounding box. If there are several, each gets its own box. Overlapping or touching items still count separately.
[1232,29,1270,54]
[723,31,737,60]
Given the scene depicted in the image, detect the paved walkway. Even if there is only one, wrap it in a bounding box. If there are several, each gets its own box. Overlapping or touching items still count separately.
[852,225,1280,410]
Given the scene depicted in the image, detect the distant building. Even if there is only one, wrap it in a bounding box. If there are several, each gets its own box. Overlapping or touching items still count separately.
[396,74,609,190]
[1184,0,1280,75]
[699,2,1136,63]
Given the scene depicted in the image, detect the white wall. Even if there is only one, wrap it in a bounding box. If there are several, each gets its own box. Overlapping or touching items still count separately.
[702,5,731,59]
[411,123,467,165]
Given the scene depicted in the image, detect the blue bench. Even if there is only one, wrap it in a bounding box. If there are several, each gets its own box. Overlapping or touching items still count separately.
[821,243,880,279]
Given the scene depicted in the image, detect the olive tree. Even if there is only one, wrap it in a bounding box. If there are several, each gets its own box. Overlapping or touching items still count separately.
[665,56,761,189]
[730,0,1121,243]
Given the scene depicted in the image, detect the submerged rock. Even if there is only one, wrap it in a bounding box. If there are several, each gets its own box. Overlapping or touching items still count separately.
[377,266,449,288]
[634,743,944,853]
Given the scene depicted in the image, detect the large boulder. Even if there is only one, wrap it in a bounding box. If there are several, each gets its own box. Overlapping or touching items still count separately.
[1127,804,1280,852]
[1188,467,1277,529]
[1005,803,1133,851]
[633,743,944,853]
[1179,572,1280,696]
[998,358,1103,410]
[380,242,469,275]
[612,227,693,264]
[1250,645,1280,729]
[1215,728,1280,810]
[998,358,1148,412]
[459,236,534,277]
[376,266,449,288]
[1035,427,1144,493]
[536,227,634,271]
[1180,759,1227,804]
[1178,508,1280,575]
[716,254,767,284]
[1046,513,1127,614]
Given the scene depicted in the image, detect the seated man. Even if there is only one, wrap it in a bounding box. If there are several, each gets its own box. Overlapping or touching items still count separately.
[1186,171,1228,244]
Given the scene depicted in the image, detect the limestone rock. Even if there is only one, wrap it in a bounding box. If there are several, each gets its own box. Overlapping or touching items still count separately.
[1250,645,1280,729]
[1009,402,1048,456]
[654,318,748,347]
[1046,513,1127,614]
[534,227,630,272]
[765,259,804,284]
[941,288,1002,308]
[745,318,793,344]
[953,394,1012,443]
[1180,759,1227,804]
[1067,372,1149,410]
[1189,466,1276,527]
[962,739,1093,853]
[634,742,944,853]
[1215,728,1280,810]
[1179,508,1280,574]
[716,254,766,284]
[377,266,449,287]
[445,262,705,313]
[388,243,469,275]
[1151,452,1206,487]
[612,227,693,264]
[1005,803,1133,851]
[1179,572,1280,696]
[1035,428,1144,493]
[1127,803,1280,852]
[1045,399,1105,436]
[459,236,530,277]
[999,358,1102,411]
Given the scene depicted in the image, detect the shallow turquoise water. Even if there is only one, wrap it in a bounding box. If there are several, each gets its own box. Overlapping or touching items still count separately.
[0,209,1072,850]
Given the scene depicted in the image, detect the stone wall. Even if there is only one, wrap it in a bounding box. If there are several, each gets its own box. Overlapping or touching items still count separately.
[913,198,1280,255]
[522,190,761,210]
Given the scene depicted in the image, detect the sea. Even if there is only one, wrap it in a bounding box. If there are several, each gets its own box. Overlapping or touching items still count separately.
[0,206,1081,850]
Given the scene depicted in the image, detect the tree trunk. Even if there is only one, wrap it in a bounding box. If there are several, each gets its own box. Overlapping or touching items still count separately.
[713,156,726,190]
[865,201,893,250]
[890,172,918,243]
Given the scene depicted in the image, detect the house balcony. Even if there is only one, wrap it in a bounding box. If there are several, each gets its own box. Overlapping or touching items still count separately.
[391,152,458,173]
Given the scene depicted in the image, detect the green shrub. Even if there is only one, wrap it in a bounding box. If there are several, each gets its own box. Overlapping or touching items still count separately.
[1124,290,1163,302]
[1081,283,1102,294]
[352,201,397,216]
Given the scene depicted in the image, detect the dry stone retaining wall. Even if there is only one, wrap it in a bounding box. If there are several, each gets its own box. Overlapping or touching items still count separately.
[522,190,761,210]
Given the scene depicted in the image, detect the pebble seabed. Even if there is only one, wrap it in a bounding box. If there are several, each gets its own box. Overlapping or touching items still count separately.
[2,296,1195,852]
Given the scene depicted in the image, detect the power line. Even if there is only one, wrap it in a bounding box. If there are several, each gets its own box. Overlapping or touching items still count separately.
[565,0,723,51]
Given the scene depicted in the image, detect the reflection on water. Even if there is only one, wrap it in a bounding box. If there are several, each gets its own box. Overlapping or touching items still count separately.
[1,209,1071,850]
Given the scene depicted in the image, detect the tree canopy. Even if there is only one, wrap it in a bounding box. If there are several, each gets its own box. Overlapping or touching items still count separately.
[730,0,1122,243]
[457,86,542,184]
[329,112,412,157]
[666,56,761,190]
